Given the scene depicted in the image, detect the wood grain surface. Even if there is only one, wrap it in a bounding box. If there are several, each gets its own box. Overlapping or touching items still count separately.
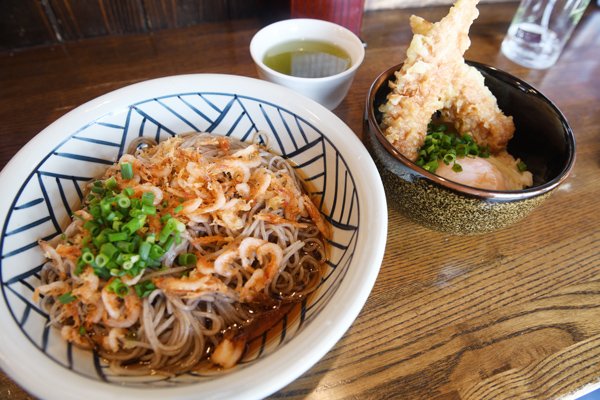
[0,2,599,399]
[0,0,289,50]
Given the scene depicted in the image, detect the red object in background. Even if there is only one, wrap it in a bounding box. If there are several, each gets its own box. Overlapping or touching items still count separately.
[290,0,366,36]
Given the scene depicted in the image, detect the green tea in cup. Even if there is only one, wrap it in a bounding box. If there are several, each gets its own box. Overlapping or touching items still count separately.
[263,40,351,78]
[250,18,365,109]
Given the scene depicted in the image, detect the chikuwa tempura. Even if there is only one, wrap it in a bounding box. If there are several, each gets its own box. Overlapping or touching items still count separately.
[379,0,532,190]
[34,133,330,375]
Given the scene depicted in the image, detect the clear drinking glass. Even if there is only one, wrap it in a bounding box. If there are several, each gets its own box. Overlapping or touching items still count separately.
[501,0,591,69]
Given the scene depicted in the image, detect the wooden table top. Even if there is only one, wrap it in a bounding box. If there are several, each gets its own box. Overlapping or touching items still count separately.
[1,2,599,399]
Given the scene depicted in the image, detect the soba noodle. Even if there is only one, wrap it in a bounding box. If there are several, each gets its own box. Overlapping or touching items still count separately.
[35,133,329,375]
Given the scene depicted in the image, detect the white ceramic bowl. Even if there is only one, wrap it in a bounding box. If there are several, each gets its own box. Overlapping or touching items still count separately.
[250,18,365,110]
[0,74,386,400]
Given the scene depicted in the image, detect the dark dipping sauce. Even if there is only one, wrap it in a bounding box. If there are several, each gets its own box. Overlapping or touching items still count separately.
[263,40,351,78]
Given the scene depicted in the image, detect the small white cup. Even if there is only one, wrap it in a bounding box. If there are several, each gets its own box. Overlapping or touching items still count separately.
[250,18,365,110]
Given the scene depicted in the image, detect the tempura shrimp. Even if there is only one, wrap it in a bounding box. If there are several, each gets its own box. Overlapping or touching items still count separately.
[379,0,514,160]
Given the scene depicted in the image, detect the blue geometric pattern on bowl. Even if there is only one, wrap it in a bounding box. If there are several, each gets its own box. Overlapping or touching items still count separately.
[0,92,359,386]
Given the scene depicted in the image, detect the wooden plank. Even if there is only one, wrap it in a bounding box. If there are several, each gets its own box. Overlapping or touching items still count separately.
[143,0,290,30]
[142,0,177,30]
[48,0,148,41]
[48,0,107,40]
[99,0,148,34]
[49,0,147,40]
[3,0,289,50]
[0,0,58,50]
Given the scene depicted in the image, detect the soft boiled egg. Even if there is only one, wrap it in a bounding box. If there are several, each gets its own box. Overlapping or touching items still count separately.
[436,157,507,190]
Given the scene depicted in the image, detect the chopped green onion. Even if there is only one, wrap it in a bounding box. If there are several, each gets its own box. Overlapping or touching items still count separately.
[129,208,144,218]
[100,199,112,214]
[78,181,171,279]
[416,122,492,174]
[116,195,131,209]
[83,220,100,235]
[116,241,135,253]
[517,160,528,172]
[146,258,162,269]
[95,253,109,267]
[107,278,129,298]
[81,251,94,264]
[139,241,152,260]
[177,253,197,266]
[170,218,186,233]
[163,236,176,252]
[142,205,156,215]
[74,259,86,275]
[105,176,118,190]
[80,235,91,248]
[89,205,101,219]
[134,281,156,298]
[94,266,111,279]
[120,162,134,180]
[108,231,128,242]
[423,159,439,172]
[124,255,140,270]
[58,292,76,304]
[131,234,141,248]
[93,232,108,248]
[122,216,146,235]
[79,326,87,335]
[149,244,165,259]
[100,242,119,258]
[106,260,118,270]
[105,211,123,222]
[173,204,183,214]
[115,253,128,265]
[435,123,447,132]
[443,153,456,165]
[141,192,155,207]
[158,225,174,244]
[452,163,463,173]
[91,185,105,194]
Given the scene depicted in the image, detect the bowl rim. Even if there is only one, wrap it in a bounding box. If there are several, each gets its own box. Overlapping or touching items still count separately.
[249,18,366,84]
[0,73,387,400]
[366,60,576,201]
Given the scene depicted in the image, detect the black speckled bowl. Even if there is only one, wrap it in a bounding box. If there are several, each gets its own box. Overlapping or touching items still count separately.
[365,61,576,235]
